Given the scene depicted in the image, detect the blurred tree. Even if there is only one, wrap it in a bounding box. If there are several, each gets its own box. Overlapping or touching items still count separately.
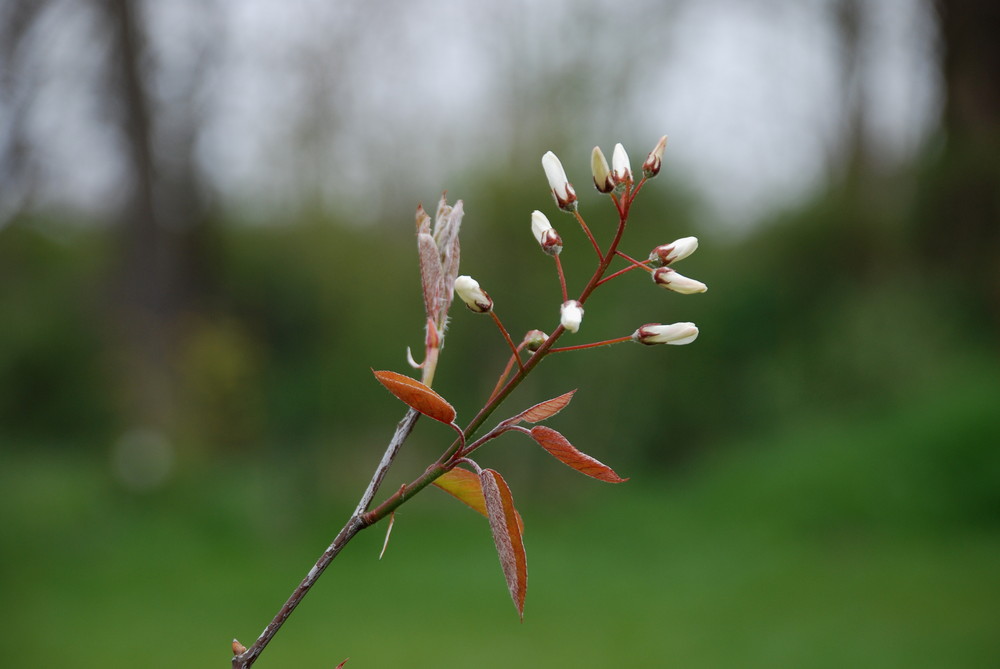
[99,0,221,433]
[918,0,1000,330]
[0,0,50,221]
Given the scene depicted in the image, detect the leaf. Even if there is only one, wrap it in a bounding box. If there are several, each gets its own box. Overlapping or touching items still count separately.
[417,232,444,323]
[480,468,528,619]
[511,389,576,424]
[433,468,523,534]
[334,659,349,669]
[528,426,628,483]
[372,370,456,424]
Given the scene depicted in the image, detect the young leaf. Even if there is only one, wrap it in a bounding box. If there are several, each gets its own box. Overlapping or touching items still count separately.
[480,468,528,619]
[528,426,628,483]
[433,468,524,534]
[434,467,487,516]
[510,389,577,424]
[372,370,456,424]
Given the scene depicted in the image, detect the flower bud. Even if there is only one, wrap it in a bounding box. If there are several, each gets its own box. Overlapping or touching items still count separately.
[649,236,698,266]
[524,329,548,352]
[541,151,578,212]
[560,300,584,333]
[591,146,614,193]
[454,275,493,313]
[631,322,699,346]
[642,135,668,178]
[651,266,707,294]
[531,210,563,255]
[611,143,632,188]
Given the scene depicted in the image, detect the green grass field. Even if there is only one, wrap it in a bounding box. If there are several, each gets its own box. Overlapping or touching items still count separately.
[3,372,999,668]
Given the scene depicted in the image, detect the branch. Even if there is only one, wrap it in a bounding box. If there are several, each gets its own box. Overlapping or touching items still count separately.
[232,517,366,669]
[353,408,420,517]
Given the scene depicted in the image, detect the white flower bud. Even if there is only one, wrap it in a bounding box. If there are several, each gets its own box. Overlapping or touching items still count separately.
[454,275,493,313]
[649,236,699,266]
[591,146,614,193]
[611,143,632,187]
[642,135,668,178]
[631,322,699,346]
[531,210,563,255]
[541,151,577,211]
[560,300,584,333]
[651,266,707,294]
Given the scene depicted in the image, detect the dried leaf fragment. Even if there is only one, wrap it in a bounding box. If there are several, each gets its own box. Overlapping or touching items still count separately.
[528,426,628,483]
[480,468,528,619]
[372,370,456,424]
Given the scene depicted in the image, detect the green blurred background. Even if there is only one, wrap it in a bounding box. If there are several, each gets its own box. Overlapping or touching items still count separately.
[2,1,998,667]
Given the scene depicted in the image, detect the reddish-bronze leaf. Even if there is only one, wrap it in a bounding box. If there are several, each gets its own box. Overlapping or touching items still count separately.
[480,468,528,619]
[512,389,577,424]
[528,426,628,483]
[372,370,456,424]
[433,468,524,534]
[334,659,349,669]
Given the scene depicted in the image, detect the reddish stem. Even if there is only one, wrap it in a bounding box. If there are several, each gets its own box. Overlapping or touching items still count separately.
[487,342,527,403]
[490,311,525,374]
[548,335,633,353]
[554,254,568,303]
[573,210,603,260]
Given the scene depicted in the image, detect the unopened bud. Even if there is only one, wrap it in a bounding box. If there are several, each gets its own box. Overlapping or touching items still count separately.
[233,639,247,655]
[541,151,578,212]
[560,300,584,333]
[454,275,493,313]
[632,322,699,346]
[524,329,548,351]
[651,266,707,294]
[642,135,668,178]
[531,210,563,255]
[591,146,614,193]
[611,143,632,189]
[649,236,698,266]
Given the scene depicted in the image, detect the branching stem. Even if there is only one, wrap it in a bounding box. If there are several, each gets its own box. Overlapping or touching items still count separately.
[234,186,642,669]
[573,210,603,260]
[490,311,525,374]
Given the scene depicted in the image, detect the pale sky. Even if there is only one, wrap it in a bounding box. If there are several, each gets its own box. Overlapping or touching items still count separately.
[2,0,941,229]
